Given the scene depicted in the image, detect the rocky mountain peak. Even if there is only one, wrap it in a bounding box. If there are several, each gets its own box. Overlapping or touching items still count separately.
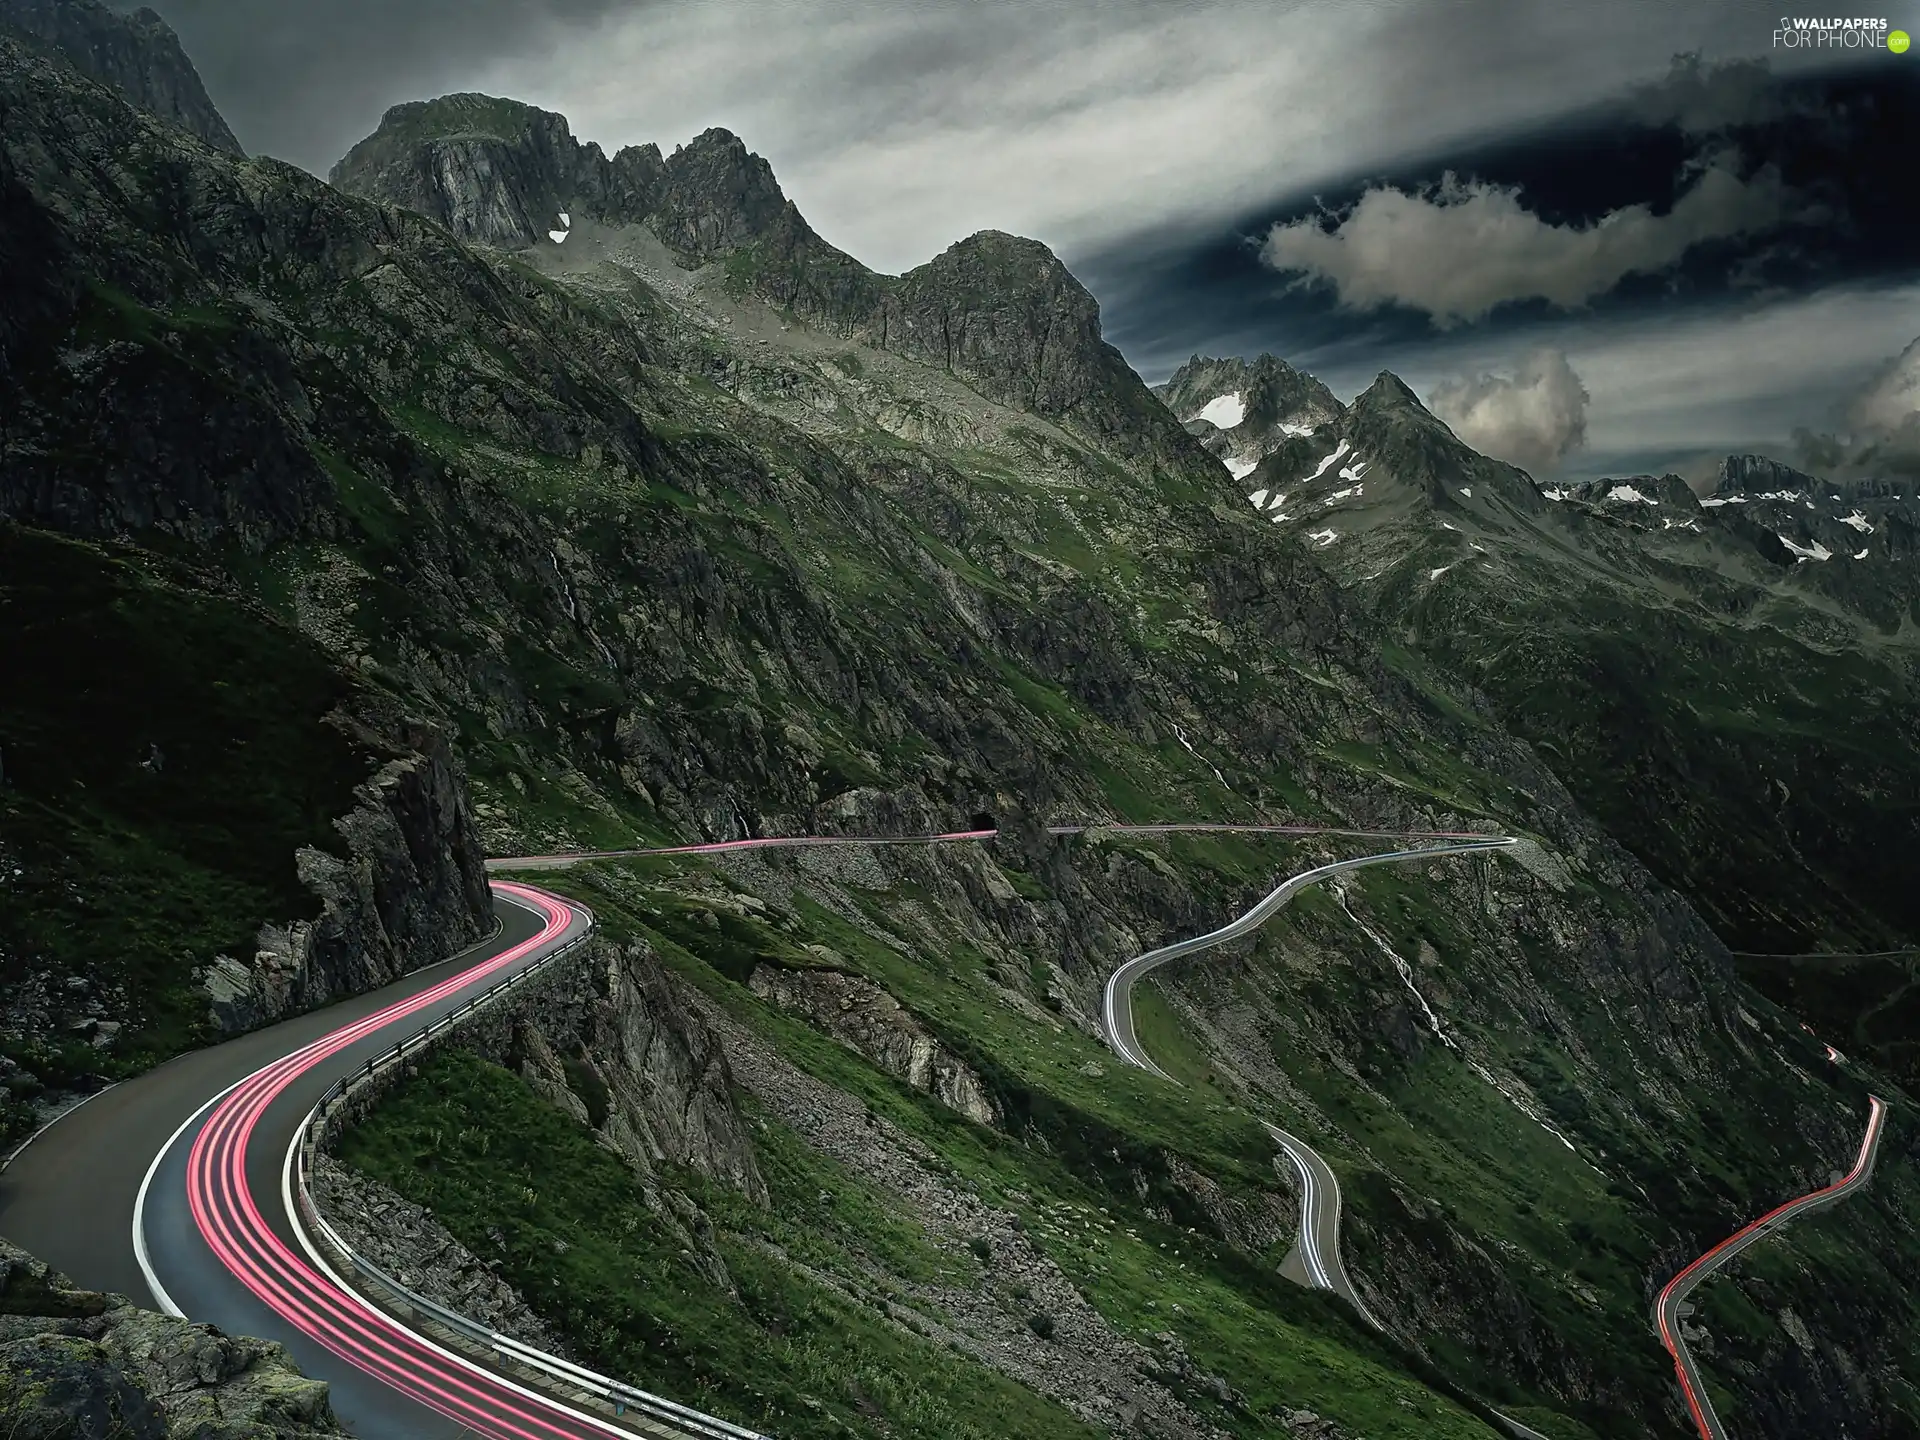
[1352,370,1429,417]
[1566,473,1701,510]
[867,230,1201,465]
[0,0,241,153]
[650,126,794,260]
[1716,452,1820,497]
[329,91,618,249]
[1154,353,1345,480]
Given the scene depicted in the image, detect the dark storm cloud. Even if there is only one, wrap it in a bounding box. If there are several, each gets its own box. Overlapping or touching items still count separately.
[135,0,653,170]
[1623,52,1794,132]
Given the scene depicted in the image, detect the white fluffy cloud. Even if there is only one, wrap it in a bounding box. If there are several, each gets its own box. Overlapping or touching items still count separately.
[1851,337,1920,435]
[1261,162,1790,326]
[1428,349,1590,473]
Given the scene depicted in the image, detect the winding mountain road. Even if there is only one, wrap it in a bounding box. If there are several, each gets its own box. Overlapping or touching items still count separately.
[1,822,1503,1439]
[0,819,1713,1440]
[1096,837,1566,1440]
[1101,838,1514,1322]
[1654,1095,1890,1440]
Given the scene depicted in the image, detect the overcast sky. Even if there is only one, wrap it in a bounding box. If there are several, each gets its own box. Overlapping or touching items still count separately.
[147,0,1919,478]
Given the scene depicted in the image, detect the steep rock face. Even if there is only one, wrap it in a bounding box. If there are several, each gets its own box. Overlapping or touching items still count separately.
[203,707,492,1033]
[1716,453,1821,496]
[0,0,241,154]
[329,95,656,249]
[504,938,766,1204]
[864,231,1196,464]
[648,126,790,259]
[0,1239,339,1438]
[748,963,1000,1124]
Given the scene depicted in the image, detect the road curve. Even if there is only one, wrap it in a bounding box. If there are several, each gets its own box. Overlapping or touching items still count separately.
[3,823,1511,1439]
[0,883,704,1439]
[1101,839,1514,1322]
[1655,1096,1890,1440]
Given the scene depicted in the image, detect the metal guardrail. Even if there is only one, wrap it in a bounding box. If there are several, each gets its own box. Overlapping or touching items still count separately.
[289,901,774,1440]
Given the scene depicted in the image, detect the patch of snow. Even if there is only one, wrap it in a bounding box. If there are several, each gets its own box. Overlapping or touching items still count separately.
[1278,421,1317,437]
[1266,490,1289,510]
[1542,487,1569,501]
[1606,484,1654,504]
[1269,511,1292,523]
[1338,458,1369,483]
[1839,510,1874,533]
[1778,534,1832,562]
[1197,392,1247,429]
[1427,564,1454,580]
[1700,494,1746,507]
[1469,541,1487,552]
[1326,484,1364,502]
[1853,547,1870,560]
[1307,527,1338,547]
[558,211,570,228]
[1752,489,1800,501]
[548,229,570,244]
[1459,486,1473,499]
[1440,521,1459,531]
[1661,517,1701,532]
[1305,439,1351,483]
[1225,456,1260,481]
[1246,488,1270,510]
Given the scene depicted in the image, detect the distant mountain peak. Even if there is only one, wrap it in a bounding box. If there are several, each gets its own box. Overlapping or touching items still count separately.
[1155,353,1344,481]
[1716,453,1821,497]
[1353,371,1429,415]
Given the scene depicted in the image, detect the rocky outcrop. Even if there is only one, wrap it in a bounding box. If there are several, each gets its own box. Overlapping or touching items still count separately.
[860,231,1197,463]
[748,963,1000,1125]
[202,705,491,1033]
[1715,453,1821,497]
[488,938,766,1204]
[0,1238,339,1438]
[0,0,241,154]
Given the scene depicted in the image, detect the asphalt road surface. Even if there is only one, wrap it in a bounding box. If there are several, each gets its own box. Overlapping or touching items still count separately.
[0,823,1609,1440]
[1101,840,1513,1320]
[1097,837,1573,1440]
[0,883,713,1440]
[1654,1095,1890,1440]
